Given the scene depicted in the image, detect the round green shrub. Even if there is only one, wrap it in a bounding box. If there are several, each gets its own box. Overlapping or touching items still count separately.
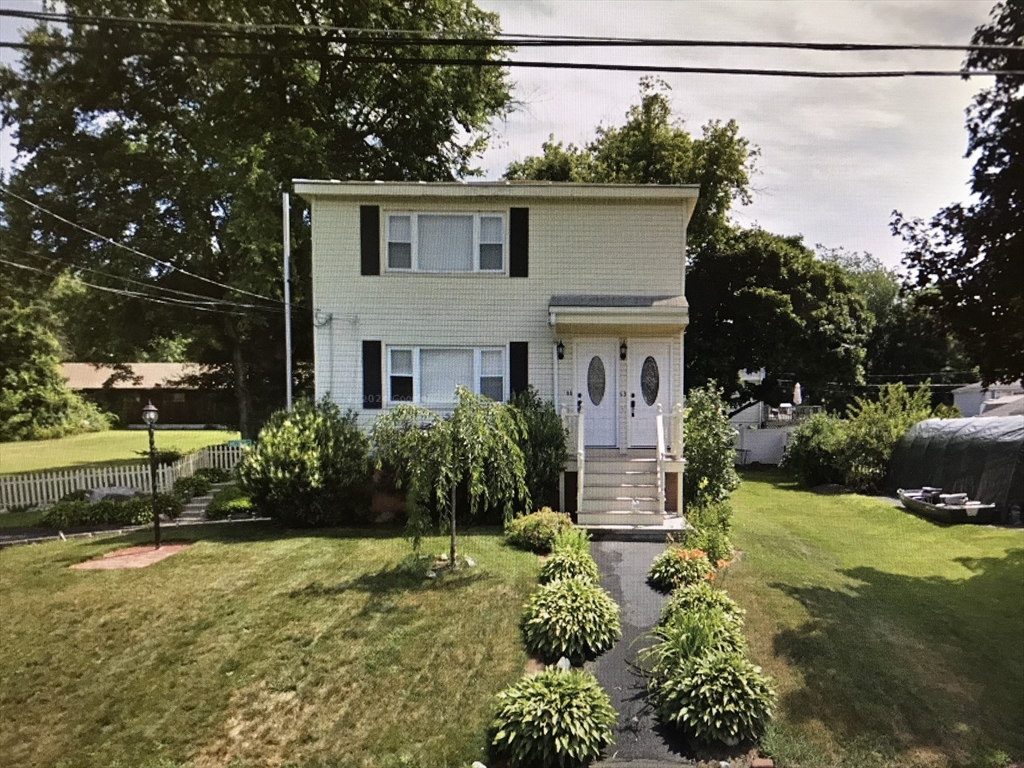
[490,669,615,768]
[172,474,211,502]
[653,650,776,746]
[194,466,232,483]
[647,547,715,593]
[551,525,591,555]
[538,548,600,585]
[205,485,253,519]
[504,507,573,553]
[237,398,372,527]
[644,608,746,696]
[509,386,570,509]
[521,577,621,664]
[659,582,745,631]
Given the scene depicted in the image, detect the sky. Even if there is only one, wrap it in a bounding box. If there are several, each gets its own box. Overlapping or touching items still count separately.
[474,0,997,268]
[1,0,998,268]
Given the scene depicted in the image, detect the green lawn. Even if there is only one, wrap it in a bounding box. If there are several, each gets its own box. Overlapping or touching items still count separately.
[0,526,538,768]
[725,469,1024,768]
[0,430,240,475]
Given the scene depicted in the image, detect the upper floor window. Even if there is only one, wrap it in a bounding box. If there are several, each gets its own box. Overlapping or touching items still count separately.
[386,213,505,273]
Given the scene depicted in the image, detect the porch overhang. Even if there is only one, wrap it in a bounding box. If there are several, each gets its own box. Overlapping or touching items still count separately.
[548,294,689,334]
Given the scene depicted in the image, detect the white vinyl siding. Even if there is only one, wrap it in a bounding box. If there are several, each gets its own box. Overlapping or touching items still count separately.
[309,194,690,418]
[386,212,504,273]
[388,346,506,405]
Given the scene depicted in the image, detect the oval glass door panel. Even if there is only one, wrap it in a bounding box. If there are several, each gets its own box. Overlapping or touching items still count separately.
[587,356,606,406]
[641,356,660,406]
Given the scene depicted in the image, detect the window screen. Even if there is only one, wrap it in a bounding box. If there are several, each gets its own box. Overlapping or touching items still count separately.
[390,349,413,401]
[420,348,474,403]
[418,215,473,272]
[480,349,504,400]
[388,215,412,269]
[479,216,504,271]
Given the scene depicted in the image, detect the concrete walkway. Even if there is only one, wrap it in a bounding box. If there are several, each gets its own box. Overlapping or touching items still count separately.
[590,539,693,764]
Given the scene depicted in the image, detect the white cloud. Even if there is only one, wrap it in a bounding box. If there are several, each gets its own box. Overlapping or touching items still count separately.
[477,0,995,266]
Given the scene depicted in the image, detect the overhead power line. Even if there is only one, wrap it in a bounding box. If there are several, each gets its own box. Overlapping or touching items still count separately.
[0,257,253,316]
[7,245,284,315]
[1,189,288,308]
[1,9,1021,53]
[2,42,1017,78]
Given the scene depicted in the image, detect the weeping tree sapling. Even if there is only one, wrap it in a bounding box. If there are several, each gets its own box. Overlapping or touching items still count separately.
[372,386,530,568]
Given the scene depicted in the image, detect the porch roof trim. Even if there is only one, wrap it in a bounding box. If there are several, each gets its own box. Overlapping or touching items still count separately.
[548,294,689,329]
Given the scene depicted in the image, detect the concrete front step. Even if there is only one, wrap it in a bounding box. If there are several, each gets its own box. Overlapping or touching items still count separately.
[578,510,667,526]
[583,499,662,514]
[585,459,657,473]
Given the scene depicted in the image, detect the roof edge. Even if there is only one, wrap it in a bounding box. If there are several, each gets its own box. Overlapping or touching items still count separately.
[292,179,700,202]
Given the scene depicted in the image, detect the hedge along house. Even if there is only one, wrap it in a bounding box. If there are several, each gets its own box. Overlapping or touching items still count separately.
[295,180,698,528]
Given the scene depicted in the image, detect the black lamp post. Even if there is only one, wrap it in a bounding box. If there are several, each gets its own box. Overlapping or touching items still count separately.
[142,401,161,549]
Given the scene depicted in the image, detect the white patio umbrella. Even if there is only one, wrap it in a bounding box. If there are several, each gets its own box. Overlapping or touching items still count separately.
[793,383,803,406]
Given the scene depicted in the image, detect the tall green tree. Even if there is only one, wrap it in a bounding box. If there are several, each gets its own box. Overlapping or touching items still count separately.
[507,81,869,404]
[818,247,977,396]
[687,230,869,407]
[1,1,512,436]
[506,78,758,251]
[892,0,1023,384]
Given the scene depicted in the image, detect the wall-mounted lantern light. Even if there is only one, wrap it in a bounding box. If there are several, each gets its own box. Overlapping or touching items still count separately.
[556,340,565,360]
[619,341,628,361]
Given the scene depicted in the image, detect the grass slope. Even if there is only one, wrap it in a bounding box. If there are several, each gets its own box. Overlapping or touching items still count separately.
[0,526,538,768]
[0,430,240,475]
[724,470,1024,768]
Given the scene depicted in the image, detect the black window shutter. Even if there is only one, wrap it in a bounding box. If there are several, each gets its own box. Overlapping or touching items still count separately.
[509,207,529,277]
[360,206,380,276]
[362,340,382,409]
[510,342,529,398]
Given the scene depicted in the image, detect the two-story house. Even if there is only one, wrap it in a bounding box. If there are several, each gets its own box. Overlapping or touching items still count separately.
[295,180,698,528]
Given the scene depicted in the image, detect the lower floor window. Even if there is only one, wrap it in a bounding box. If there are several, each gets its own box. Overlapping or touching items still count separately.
[388,346,506,405]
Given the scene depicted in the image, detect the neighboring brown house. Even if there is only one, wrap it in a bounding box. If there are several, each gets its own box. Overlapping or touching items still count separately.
[61,363,235,427]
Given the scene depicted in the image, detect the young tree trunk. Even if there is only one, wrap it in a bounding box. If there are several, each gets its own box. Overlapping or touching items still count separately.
[450,485,457,569]
[224,316,254,438]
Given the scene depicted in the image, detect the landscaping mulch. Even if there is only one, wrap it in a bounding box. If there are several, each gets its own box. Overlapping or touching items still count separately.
[70,543,192,570]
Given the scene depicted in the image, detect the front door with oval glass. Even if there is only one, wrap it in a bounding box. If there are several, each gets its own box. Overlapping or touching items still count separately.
[628,341,673,447]
[575,340,618,447]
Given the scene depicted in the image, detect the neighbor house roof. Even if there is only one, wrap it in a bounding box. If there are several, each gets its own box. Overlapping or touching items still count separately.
[979,394,1024,417]
[951,380,1023,395]
[62,363,209,390]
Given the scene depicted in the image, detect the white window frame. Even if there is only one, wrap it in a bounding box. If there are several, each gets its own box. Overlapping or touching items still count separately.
[384,212,506,274]
[387,346,507,405]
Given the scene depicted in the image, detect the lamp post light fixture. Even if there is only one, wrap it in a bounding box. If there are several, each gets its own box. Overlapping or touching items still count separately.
[142,401,161,549]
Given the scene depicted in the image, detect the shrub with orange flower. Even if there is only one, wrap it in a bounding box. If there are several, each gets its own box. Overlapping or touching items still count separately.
[647,546,715,593]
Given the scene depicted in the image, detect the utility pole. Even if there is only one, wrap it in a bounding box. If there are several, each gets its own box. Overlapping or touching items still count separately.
[283,191,293,411]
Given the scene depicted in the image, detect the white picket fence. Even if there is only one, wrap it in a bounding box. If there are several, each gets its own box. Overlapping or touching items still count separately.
[0,443,247,510]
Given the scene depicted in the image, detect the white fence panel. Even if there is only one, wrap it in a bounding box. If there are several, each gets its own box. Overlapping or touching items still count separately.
[0,442,246,510]
[735,427,794,466]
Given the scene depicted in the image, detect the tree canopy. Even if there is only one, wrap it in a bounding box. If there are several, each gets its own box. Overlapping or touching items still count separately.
[507,82,868,405]
[0,0,512,435]
[892,0,1023,384]
[686,229,870,406]
[506,78,758,252]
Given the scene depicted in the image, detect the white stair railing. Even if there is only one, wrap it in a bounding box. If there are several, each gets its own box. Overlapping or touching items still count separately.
[576,402,586,516]
[655,405,667,515]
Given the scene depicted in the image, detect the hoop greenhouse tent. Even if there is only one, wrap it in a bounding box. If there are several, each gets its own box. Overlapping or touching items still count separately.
[888,417,1024,523]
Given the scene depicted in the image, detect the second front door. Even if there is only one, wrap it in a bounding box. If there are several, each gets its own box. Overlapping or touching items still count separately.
[576,340,618,447]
